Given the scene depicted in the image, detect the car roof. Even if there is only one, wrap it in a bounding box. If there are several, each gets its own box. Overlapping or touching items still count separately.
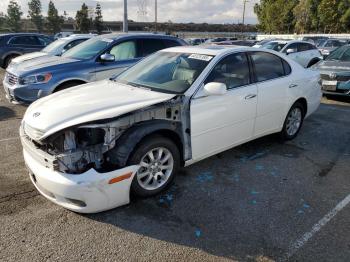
[161,45,258,56]
[0,33,48,37]
[96,33,180,41]
[61,34,97,41]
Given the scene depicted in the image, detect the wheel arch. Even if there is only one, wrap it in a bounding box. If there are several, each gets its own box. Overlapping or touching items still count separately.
[293,97,308,116]
[53,79,87,92]
[106,120,184,168]
[306,57,320,68]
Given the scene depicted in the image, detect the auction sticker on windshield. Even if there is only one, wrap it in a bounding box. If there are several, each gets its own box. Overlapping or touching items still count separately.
[188,54,213,61]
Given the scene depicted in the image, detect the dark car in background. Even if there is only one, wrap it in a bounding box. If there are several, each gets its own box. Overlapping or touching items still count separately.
[0,33,53,68]
[315,45,350,97]
[3,33,187,104]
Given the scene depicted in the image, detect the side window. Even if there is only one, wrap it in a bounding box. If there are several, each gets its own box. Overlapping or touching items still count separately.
[108,40,137,61]
[204,53,250,89]
[284,43,298,53]
[250,52,285,82]
[141,39,166,56]
[64,39,86,51]
[298,43,310,52]
[282,59,292,75]
[10,36,39,45]
[37,36,51,46]
[163,39,181,48]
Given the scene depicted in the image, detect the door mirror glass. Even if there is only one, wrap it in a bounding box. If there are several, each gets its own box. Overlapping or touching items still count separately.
[203,82,227,96]
[100,53,115,62]
[286,48,297,55]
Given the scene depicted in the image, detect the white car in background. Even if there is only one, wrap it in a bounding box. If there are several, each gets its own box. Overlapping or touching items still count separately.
[21,46,321,213]
[260,40,322,68]
[10,34,96,65]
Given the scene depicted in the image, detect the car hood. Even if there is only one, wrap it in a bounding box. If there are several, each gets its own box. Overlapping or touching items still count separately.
[316,60,350,72]
[11,52,48,65]
[23,80,176,140]
[7,55,79,75]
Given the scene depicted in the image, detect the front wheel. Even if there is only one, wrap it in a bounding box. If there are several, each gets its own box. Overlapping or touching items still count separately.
[280,102,305,140]
[128,135,180,197]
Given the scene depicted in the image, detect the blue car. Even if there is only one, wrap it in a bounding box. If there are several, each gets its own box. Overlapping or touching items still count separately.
[3,33,187,104]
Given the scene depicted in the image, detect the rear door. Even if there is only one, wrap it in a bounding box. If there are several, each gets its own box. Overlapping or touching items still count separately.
[249,51,291,137]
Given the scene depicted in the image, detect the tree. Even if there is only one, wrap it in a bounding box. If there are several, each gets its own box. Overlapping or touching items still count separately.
[28,0,43,32]
[94,3,103,34]
[47,0,63,33]
[76,3,92,33]
[318,0,342,33]
[6,0,22,32]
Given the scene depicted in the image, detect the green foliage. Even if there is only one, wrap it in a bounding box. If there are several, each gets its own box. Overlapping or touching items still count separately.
[47,0,63,33]
[76,3,92,33]
[6,0,23,32]
[255,0,350,33]
[94,3,104,34]
[28,0,43,32]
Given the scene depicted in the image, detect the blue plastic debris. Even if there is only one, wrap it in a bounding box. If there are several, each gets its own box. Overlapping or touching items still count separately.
[255,164,264,171]
[166,194,173,202]
[159,198,165,204]
[251,190,259,195]
[195,229,201,237]
[196,171,214,182]
[303,203,310,209]
[252,200,257,205]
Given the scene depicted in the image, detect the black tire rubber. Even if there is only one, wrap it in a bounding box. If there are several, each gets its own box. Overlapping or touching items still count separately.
[54,81,82,92]
[3,55,18,68]
[127,135,180,197]
[280,101,305,141]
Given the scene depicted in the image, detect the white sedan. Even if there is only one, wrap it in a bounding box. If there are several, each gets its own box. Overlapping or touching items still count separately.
[21,46,322,213]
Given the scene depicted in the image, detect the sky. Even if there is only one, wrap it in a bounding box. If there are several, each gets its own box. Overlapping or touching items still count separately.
[0,0,259,24]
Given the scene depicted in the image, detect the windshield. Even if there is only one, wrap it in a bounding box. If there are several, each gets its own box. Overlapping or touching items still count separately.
[326,45,350,61]
[62,37,112,60]
[114,51,212,94]
[42,39,66,53]
[262,42,286,51]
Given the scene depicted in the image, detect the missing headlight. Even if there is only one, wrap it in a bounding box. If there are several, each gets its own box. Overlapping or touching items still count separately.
[77,128,105,147]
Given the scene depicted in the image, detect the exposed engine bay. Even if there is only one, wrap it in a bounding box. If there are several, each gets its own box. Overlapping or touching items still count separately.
[22,96,191,174]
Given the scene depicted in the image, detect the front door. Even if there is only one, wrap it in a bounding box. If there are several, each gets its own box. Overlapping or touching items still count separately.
[190,52,258,161]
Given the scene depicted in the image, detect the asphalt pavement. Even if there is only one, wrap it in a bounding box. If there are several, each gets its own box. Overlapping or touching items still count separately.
[0,69,349,262]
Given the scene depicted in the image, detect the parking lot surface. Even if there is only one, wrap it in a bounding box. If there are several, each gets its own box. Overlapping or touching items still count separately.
[0,69,349,261]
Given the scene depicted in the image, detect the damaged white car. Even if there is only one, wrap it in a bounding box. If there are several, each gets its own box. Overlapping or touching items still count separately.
[21,46,322,213]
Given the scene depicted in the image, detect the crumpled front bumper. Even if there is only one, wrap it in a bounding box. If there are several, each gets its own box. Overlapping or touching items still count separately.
[24,148,139,213]
[20,126,140,213]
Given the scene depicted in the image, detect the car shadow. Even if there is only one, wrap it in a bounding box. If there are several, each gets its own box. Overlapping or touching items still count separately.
[0,106,15,121]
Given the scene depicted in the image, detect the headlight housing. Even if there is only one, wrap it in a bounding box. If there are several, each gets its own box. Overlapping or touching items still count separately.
[19,73,52,85]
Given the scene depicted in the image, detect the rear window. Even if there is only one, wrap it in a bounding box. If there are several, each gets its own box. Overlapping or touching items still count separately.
[163,39,182,48]
[250,52,286,82]
[141,39,166,56]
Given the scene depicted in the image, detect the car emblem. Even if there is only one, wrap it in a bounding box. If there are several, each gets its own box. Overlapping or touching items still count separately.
[33,112,41,118]
[329,73,337,80]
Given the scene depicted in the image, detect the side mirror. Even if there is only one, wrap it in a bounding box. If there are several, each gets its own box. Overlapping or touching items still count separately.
[203,82,227,96]
[100,53,115,62]
[286,48,297,55]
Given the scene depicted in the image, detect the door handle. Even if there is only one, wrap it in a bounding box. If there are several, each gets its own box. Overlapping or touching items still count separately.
[289,84,298,88]
[245,94,257,100]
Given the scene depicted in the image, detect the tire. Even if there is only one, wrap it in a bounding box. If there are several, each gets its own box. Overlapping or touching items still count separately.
[280,102,305,140]
[3,55,18,68]
[54,81,82,92]
[127,135,180,197]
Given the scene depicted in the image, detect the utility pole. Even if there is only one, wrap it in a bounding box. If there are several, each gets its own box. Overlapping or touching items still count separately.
[154,0,158,32]
[241,0,248,35]
[123,0,128,32]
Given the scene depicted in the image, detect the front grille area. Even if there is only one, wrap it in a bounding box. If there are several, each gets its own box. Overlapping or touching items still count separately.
[23,122,45,141]
[321,73,350,82]
[5,72,19,86]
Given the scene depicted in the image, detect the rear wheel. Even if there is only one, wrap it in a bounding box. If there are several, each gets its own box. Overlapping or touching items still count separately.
[128,135,180,197]
[280,102,305,140]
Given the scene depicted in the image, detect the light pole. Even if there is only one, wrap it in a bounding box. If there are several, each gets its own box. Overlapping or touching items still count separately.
[241,0,248,35]
[123,0,128,32]
[154,0,158,32]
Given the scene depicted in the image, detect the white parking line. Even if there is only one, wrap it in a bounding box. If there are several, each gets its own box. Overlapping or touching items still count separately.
[0,137,19,142]
[283,194,350,261]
